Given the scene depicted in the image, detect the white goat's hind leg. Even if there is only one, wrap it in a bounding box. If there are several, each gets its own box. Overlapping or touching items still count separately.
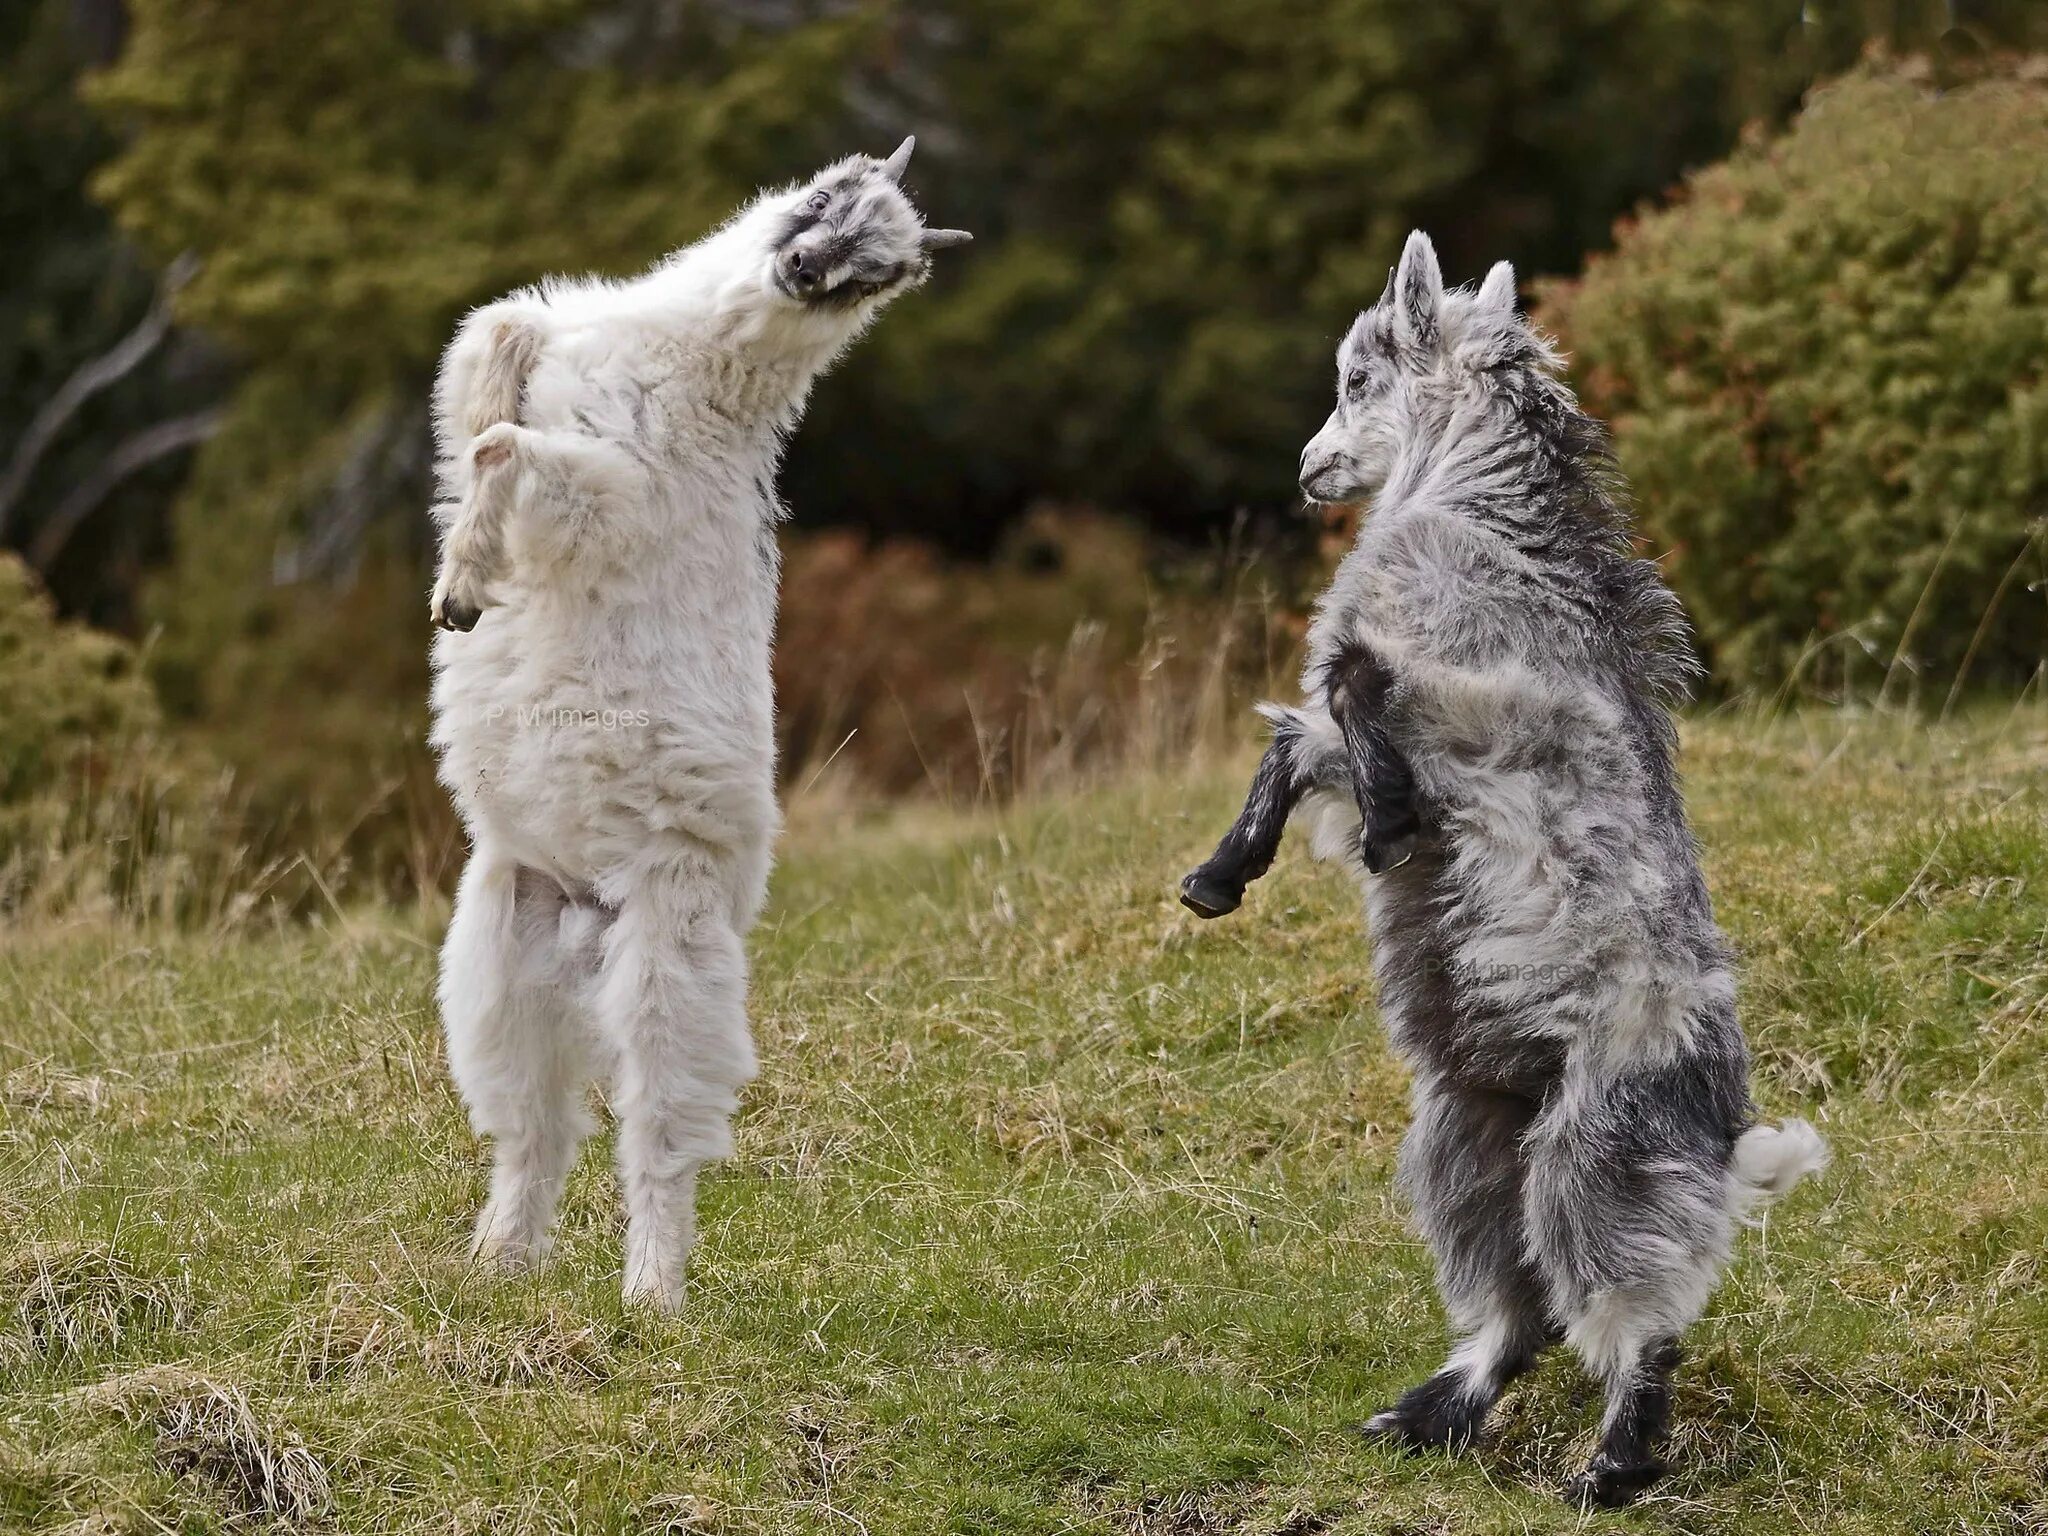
[441,853,597,1268]
[596,863,759,1310]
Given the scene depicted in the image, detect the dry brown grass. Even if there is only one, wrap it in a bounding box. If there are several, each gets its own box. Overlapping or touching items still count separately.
[73,1367,332,1526]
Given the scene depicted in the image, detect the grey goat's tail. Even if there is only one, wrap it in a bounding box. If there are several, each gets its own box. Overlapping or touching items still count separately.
[1729,1118,1830,1223]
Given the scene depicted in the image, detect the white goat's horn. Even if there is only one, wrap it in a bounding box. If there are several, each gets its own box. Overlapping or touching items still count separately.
[921,227,973,250]
[882,135,915,181]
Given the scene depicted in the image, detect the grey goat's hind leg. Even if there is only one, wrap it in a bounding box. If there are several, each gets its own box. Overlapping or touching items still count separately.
[1565,1337,1682,1509]
[1179,732,1310,918]
[1362,1078,1555,1452]
[1524,1051,1746,1507]
[1324,640,1422,874]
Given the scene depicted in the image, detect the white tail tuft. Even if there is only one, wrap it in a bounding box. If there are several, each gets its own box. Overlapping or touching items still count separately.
[1729,1117,1830,1222]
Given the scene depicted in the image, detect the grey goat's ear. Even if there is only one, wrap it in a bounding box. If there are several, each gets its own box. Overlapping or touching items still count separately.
[881,135,915,182]
[1392,229,1443,352]
[920,227,973,250]
[1476,260,1517,314]
[1375,261,1400,311]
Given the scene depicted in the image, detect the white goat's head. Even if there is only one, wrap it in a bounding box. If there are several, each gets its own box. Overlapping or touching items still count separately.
[768,136,971,311]
[1299,230,1547,503]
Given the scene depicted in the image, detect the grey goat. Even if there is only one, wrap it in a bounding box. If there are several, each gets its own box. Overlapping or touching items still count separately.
[1180,232,1827,1507]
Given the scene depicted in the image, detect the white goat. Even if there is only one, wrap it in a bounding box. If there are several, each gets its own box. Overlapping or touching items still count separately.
[426,139,968,1309]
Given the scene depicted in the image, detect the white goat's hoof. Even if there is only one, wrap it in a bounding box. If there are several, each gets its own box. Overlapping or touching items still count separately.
[470,421,523,470]
[431,565,492,632]
[620,1271,687,1313]
[469,1208,548,1272]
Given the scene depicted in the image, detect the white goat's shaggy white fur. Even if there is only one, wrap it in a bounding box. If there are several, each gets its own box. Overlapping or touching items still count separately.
[427,141,966,1309]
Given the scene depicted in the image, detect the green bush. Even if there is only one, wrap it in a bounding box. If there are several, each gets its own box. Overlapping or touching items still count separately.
[0,552,156,807]
[1545,59,2048,697]
[0,555,299,925]
[0,552,199,919]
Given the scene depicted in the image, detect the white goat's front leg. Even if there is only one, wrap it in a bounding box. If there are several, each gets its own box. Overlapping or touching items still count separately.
[594,860,760,1310]
[431,424,648,631]
[441,850,599,1268]
[431,423,528,632]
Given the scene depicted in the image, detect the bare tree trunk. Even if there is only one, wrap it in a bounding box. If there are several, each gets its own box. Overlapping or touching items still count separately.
[0,251,198,541]
[27,407,224,573]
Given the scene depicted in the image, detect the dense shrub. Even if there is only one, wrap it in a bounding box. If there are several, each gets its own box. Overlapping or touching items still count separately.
[1545,59,2048,697]
[0,552,155,808]
[0,552,208,919]
[0,553,423,922]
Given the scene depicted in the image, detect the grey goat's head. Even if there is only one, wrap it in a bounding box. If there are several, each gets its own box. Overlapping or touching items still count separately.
[1298,230,1544,503]
[770,136,971,310]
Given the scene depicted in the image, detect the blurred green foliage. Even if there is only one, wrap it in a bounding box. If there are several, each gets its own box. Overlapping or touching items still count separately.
[4,0,2045,861]
[0,0,225,627]
[77,0,2006,650]
[95,0,1949,544]
[0,553,154,802]
[1546,59,2048,696]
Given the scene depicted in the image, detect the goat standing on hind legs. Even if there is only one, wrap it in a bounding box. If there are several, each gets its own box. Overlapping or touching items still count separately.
[1179,232,1827,1506]
[426,140,969,1310]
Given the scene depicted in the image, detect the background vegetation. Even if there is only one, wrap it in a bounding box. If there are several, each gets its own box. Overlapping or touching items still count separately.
[4,3,2046,875]
[1545,58,2048,698]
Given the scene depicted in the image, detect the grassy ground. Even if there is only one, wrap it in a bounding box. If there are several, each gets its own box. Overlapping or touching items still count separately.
[3,708,2045,1535]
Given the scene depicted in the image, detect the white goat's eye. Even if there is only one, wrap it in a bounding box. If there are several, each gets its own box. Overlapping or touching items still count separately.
[806,191,830,214]
[1346,368,1369,397]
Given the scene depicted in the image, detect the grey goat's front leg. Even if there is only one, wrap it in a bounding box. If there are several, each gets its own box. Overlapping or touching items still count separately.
[1179,735,1306,919]
[1180,708,1349,918]
[1324,639,1422,874]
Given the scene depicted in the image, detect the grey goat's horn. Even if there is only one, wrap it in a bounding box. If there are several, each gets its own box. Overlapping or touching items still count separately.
[921,227,973,250]
[881,135,915,181]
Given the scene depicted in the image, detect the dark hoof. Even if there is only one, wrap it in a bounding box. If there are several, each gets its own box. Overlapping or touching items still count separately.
[1355,1381,1483,1454]
[435,599,481,633]
[1178,870,1242,919]
[1564,1456,1669,1509]
[1356,1411,1476,1455]
[1357,1409,1438,1454]
[1361,829,1417,875]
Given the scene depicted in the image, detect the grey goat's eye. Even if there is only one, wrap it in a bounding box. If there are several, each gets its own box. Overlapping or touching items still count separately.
[805,190,830,214]
[1345,368,1369,397]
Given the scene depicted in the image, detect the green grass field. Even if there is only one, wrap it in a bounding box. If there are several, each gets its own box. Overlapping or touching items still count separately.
[4,710,2045,1534]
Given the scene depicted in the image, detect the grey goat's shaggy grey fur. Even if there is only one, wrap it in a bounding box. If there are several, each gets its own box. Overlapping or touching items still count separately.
[1180,232,1828,1507]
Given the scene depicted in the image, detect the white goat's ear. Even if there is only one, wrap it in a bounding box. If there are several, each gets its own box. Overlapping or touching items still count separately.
[1477,260,1517,315]
[1392,229,1443,352]
[920,227,973,250]
[881,135,915,182]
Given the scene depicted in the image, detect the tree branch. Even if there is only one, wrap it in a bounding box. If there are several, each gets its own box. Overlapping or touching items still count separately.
[0,250,200,540]
[27,406,225,572]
